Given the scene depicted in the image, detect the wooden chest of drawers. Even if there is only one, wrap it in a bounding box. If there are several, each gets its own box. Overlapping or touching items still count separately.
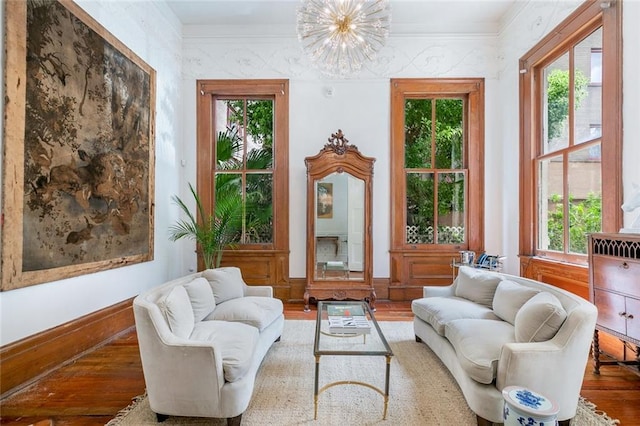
[588,233,640,374]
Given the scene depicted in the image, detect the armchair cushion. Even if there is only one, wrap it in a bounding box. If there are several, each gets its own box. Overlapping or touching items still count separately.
[203,267,245,304]
[492,280,539,325]
[159,285,194,339]
[207,297,284,331]
[454,266,502,308]
[184,277,216,322]
[191,320,259,382]
[411,296,499,336]
[515,291,567,342]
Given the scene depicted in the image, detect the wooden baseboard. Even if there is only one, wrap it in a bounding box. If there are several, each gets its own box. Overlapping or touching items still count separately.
[0,297,135,398]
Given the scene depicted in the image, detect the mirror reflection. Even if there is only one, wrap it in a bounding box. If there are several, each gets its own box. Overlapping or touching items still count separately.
[314,172,364,280]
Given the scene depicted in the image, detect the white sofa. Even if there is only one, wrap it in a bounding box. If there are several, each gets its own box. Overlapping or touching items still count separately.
[133,267,284,425]
[412,266,597,426]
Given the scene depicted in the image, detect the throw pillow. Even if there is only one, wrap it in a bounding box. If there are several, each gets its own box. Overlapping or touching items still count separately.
[515,291,568,342]
[184,277,216,322]
[159,285,195,339]
[202,267,246,304]
[454,266,502,308]
[492,280,539,325]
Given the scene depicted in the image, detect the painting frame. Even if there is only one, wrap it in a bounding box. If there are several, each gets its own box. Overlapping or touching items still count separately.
[1,0,156,291]
[317,182,333,219]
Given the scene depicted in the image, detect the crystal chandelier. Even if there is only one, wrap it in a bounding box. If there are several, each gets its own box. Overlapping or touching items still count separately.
[296,0,391,77]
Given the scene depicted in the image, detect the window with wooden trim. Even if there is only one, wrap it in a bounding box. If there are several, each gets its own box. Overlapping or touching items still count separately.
[390,79,485,253]
[196,80,289,271]
[213,97,275,244]
[520,1,621,264]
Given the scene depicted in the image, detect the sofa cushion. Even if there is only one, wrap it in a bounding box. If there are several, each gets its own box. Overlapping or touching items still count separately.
[412,297,500,336]
[492,280,539,325]
[190,320,259,383]
[159,285,195,339]
[184,277,216,322]
[515,292,568,343]
[454,266,502,308]
[206,296,284,331]
[202,267,245,304]
[444,319,516,384]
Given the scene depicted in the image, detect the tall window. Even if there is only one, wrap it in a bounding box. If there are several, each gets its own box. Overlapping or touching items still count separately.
[391,79,485,253]
[405,98,466,245]
[214,98,274,244]
[196,80,289,266]
[520,1,621,263]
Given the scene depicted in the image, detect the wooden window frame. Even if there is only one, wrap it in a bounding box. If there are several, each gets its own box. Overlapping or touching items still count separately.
[390,78,485,253]
[519,0,622,265]
[196,80,289,286]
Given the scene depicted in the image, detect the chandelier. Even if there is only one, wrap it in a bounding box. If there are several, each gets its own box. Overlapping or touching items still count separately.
[296,0,391,77]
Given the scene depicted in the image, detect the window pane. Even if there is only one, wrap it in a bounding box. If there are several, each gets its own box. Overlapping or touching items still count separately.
[405,99,432,168]
[214,172,243,244]
[215,99,243,170]
[246,173,273,243]
[568,145,601,254]
[246,100,273,171]
[437,172,465,244]
[590,49,602,84]
[435,99,464,169]
[543,53,570,154]
[406,172,434,244]
[538,155,564,252]
[574,28,602,144]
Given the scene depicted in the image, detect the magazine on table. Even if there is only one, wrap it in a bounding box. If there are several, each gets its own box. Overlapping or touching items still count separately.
[327,304,371,334]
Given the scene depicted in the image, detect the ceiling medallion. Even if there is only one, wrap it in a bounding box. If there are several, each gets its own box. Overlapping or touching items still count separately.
[296,0,391,77]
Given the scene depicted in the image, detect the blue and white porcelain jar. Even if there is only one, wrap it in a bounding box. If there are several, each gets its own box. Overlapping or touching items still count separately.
[502,386,559,426]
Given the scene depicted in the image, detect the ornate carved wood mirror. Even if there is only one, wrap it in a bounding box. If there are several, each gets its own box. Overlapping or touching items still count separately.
[304,130,375,311]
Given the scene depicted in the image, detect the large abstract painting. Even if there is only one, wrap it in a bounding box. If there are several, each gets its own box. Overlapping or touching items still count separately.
[1,0,156,291]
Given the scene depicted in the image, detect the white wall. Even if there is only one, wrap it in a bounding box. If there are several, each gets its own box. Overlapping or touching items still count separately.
[0,1,184,345]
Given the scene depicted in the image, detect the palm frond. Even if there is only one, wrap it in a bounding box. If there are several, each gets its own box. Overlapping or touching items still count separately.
[169,182,244,269]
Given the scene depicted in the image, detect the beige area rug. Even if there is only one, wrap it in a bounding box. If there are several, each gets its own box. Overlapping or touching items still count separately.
[108,320,619,426]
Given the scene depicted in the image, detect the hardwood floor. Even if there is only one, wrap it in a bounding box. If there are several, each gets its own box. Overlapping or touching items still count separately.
[1,301,638,425]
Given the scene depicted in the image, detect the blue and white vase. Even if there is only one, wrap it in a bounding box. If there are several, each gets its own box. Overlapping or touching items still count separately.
[502,386,559,426]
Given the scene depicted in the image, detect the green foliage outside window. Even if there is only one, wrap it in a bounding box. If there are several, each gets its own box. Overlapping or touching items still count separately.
[546,69,589,140]
[404,99,465,244]
[217,100,274,244]
[546,192,601,254]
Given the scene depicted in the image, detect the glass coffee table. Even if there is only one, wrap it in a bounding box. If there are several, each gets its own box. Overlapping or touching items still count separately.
[313,301,393,420]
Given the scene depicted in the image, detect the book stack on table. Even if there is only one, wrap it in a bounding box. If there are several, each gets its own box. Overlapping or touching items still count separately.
[327,304,371,334]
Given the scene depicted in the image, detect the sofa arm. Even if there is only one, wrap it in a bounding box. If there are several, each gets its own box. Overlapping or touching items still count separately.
[243,285,273,298]
[423,284,455,298]
[496,339,590,420]
[135,323,229,416]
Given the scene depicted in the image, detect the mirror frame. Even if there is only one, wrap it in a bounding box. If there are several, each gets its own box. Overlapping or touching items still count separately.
[304,130,376,311]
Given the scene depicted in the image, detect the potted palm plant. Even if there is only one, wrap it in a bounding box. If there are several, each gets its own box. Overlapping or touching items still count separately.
[169,182,242,269]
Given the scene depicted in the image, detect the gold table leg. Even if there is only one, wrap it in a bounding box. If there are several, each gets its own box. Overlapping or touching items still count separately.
[314,355,392,421]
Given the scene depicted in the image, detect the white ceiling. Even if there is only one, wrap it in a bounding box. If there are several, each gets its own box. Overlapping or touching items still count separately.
[165,0,523,35]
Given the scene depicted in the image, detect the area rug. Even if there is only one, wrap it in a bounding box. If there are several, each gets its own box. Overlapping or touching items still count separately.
[108,320,619,426]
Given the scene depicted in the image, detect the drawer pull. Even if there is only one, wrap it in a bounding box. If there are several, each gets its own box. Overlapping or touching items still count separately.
[628,314,634,319]
[618,311,627,317]
[620,262,629,269]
